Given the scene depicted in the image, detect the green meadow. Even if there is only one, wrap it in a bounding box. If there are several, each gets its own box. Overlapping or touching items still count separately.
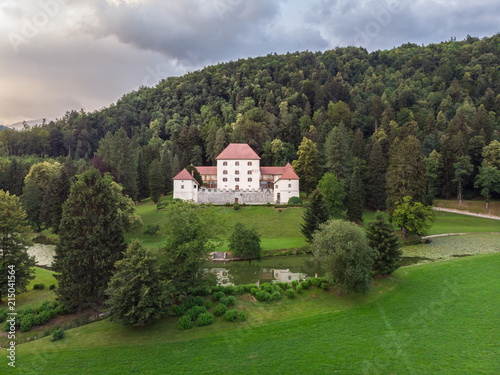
[10,253,500,374]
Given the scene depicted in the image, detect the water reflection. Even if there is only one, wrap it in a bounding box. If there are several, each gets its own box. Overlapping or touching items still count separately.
[206,255,324,286]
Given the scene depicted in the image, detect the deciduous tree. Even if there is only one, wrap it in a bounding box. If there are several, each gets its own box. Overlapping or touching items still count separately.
[228,222,261,260]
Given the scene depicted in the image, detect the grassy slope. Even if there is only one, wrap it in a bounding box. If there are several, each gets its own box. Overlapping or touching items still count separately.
[12,253,500,374]
[127,197,499,252]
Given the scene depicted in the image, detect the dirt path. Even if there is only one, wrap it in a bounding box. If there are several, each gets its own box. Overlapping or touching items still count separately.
[422,232,500,240]
[432,207,500,220]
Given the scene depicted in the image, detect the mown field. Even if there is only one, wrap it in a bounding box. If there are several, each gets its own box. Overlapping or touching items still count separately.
[126,196,500,252]
[434,198,500,216]
[9,253,500,374]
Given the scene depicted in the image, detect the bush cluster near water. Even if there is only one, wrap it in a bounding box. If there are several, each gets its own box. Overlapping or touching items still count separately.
[2,301,68,333]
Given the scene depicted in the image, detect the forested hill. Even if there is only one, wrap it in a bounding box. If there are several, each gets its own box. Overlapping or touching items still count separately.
[0,34,499,204]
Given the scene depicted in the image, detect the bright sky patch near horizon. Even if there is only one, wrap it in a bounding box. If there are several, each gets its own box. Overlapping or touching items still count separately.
[0,0,499,126]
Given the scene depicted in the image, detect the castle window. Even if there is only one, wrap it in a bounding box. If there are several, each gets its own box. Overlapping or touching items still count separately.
[248,178,252,182]
[235,178,240,182]
[275,184,278,189]
[235,162,239,166]
[223,170,228,174]
[247,170,252,175]
[235,170,239,175]
[181,185,184,189]
[248,161,252,166]
[223,161,227,166]
[194,185,197,189]
[288,184,291,188]
[223,178,227,182]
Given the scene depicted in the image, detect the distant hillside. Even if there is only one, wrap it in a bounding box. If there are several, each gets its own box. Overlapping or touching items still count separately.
[1,34,499,200]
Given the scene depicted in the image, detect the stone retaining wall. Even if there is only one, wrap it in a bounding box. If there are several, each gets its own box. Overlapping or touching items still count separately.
[197,188,274,204]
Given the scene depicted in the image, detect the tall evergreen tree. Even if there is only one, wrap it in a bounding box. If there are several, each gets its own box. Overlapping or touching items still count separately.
[41,168,71,233]
[425,150,441,206]
[366,212,402,275]
[324,122,352,188]
[386,136,427,214]
[105,240,172,326]
[148,159,163,204]
[0,190,36,301]
[5,159,24,197]
[367,140,387,210]
[347,160,364,224]
[185,165,203,186]
[352,128,366,160]
[160,144,173,193]
[53,168,126,310]
[452,155,473,204]
[292,137,322,196]
[300,189,329,242]
[20,179,44,230]
[137,150,149,200]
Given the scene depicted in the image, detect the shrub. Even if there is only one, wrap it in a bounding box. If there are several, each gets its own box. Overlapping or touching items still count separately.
[233,203,240,211]
[238,311,246,321]
[32,310,51,326]
[223,309,238,322]
[256,291,272,303]
[236,285,246,294]
[291,280,299,288]
[260,283,273,293]
[204,300,213,310]
[177,315,194,330]
[296,284,303,294]
[225,296,237,307]
[288,196,302,205]
[0,308,8,323]
[224,285,237,295]
[271,291,282,301]
[211,286,224,293]
[171,304,186,317]
[244,284,258,293]
[193,296,205,306]
[311,277,321,287]
[219,297,228,306]
[250,287,259,297]
[276,282,288,290]
[320,282,328,290]
[214,303,227,317]
[185,306,208,321]
[33,283,46,290]
[51,328,65,341]
[49,284,56,290]
[20,315,33,332]
[266,202,271,207]
[191,286,210,296]
[225,202,231,206]
[195,312,215,327]
[286,289,295,298]
[211,291,225,301]
[301,278,311,289]
[183,295,197,309]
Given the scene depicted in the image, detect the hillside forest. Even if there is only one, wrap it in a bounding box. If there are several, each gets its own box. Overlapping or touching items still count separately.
[1,34,500,224]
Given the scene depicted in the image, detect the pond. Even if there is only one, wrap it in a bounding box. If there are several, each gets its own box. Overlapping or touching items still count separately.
[206,255,429,286]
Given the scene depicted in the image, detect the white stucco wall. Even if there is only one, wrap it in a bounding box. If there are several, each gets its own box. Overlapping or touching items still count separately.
[274,179,300,204]
[217,159,261,190]
[173,179,199,202]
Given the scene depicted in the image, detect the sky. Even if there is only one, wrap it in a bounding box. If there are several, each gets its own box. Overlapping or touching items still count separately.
[0,0,499,126]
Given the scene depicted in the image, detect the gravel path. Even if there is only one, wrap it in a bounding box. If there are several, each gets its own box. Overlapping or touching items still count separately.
[432,207,500,220]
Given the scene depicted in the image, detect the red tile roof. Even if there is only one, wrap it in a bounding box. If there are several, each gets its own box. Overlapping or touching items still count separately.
[278,163,300,180]
[173,169,199,183]
[195,166,217,175]
[216,143,261,160]
[260,166,285,175]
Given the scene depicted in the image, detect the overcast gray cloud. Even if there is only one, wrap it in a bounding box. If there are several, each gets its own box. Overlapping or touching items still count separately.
[0,0,498,125]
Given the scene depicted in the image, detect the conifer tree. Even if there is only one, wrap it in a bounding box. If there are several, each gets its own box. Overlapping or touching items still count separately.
[160,144,173,193]
[148,159,163,203]
[324,122,352,188]
[0,190,36,301]
[53,168,126,310]
[41,168,71,233]
[137,150,149,200]
[185,165,203,186]
[6,159,24,197]
[20,179,44,230]
[300,189,329,242]
[347,160,364,223]
[352,128,366,160]
[425,150,441,206]
[386,136,427,214]
[367,140,387,210]
[292,137,322,196]
[366,212,402,275]
[106,240,172,326]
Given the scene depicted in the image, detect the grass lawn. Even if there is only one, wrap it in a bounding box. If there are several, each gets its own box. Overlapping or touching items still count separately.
[0,268,57,311]
[10,253,500,374]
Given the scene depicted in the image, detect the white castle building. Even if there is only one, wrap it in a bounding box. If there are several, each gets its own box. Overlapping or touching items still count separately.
[173,143,300,204]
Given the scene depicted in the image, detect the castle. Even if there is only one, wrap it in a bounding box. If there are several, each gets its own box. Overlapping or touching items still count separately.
[173,143,299,204]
